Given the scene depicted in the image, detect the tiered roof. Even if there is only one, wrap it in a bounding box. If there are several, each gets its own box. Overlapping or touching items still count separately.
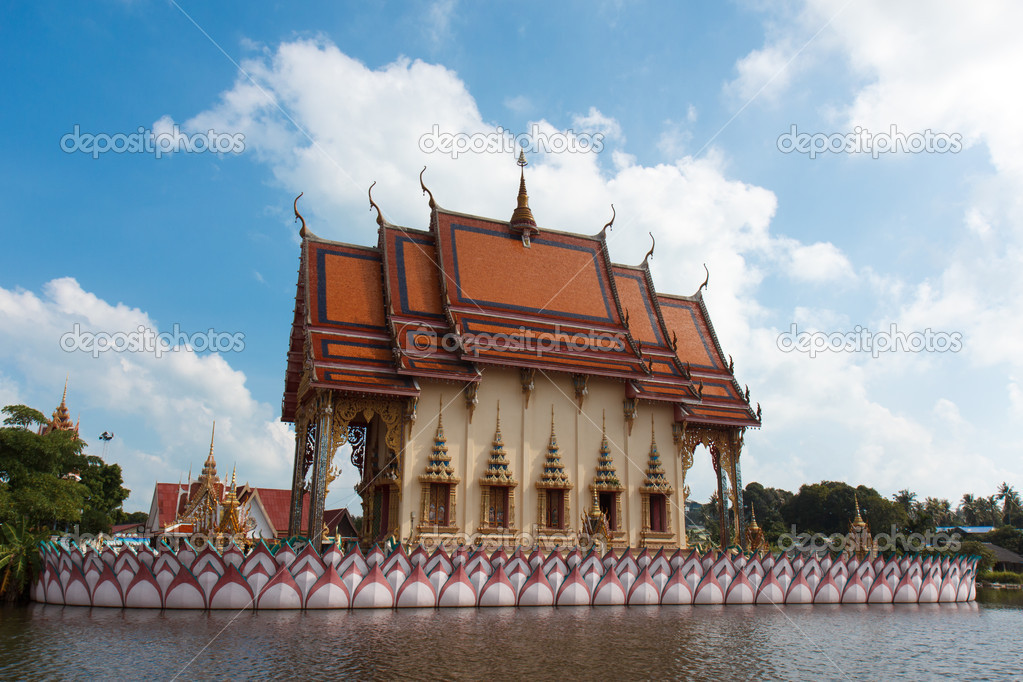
[41,377,80,438]
[536,409,572,489]
[480,404,517,487]
[419,405,460,484]
[282,162,760,430]
[640,418,674,495]
[592,412,623,492]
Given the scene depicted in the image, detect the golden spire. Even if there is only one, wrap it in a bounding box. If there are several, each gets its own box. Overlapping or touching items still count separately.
[437,395,444,437]
[509,150,538,242]
[200,421,218,483]
[749,505,761,530]
[853,493,865,526]
[590,487,602,518]
[640,416,672,494]
[537,405,571,489]
[420,396,459,484]
[481,400,516,486]
[45,374,77,436]
[549,404,557,448]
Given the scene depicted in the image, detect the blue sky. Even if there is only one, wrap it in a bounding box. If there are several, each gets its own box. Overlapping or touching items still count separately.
[1,0,1020,514]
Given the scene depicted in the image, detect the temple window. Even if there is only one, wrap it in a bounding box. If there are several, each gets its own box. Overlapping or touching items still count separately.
[428,483,451,525]
[649,493,667,533]
[599,491,618,530]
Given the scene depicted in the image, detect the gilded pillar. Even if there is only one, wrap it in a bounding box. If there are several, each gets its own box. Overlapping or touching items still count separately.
[712,444,729,547]
[306,392,334,539]
[287,413,309,537]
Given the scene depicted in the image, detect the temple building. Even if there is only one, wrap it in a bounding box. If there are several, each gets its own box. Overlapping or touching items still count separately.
[40,376,80,439]
[282,154,761,549]
[145,423,357,542]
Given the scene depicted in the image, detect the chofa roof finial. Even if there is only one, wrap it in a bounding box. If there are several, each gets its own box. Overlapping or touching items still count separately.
[294,192,313,239]
[642,232,655,265]
[368,182,386,227]
[420,166,437,210]
[598,204,615,238]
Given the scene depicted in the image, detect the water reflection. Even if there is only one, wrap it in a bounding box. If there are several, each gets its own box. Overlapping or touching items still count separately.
[0,601,1014,681]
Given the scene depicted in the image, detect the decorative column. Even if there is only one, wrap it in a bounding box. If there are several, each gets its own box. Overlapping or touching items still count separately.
[287,413,310,537]
[727,429,746,550]
[711,444,729,548]
[672,421,694,549]
[306,392,334,540]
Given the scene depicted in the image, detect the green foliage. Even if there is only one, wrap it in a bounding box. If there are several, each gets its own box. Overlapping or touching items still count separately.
[958,493,1002,527]
[113,510,149,526]
[958,540,995,572]
[742,481,793,544]
[980,570,1023,585]
[977,526,1023,556]
[780,481,908,536]
[0,519,45,602]
[0,403,131,534]
[1,405,47,429]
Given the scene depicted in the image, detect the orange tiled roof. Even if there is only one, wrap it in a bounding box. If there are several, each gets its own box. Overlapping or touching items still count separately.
[281,177,760,431]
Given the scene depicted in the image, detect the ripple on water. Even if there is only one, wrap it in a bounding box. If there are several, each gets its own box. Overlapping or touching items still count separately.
[0,601,1015,681]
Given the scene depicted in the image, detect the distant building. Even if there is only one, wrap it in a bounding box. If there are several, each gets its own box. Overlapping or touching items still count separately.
[981,542,1023,573]
[145,423,351,542]
[40,377,80,439]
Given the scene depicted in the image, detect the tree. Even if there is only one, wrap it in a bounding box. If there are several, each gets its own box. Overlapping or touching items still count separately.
[742,482,793,544]
[1,405,47,430]
[922,497,955,527]
[996,482,1023,527]
[780,481,909,537]
[0,519,45,602]
[958,494,980,526]
[0,403,130,533]
[700,492,725,546]
[977,526,1023,556]
[958,540,995,572]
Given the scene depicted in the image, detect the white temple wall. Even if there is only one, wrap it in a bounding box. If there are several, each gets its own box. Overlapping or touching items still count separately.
[401,369,684,546]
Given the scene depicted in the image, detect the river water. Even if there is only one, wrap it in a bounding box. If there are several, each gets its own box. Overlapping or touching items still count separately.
[1,590,1020,680]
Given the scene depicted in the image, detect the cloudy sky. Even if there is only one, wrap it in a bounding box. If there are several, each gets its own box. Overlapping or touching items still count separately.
[2,1,1020,514]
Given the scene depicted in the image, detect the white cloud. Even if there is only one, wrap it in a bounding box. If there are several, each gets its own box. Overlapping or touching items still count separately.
[0,278,294,512]
[785,240,856,283]
[571,106,623,140]
[503,95,533,115]
[156,34,1019,505]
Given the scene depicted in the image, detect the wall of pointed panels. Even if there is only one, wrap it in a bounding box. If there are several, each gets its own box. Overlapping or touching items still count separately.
[32,541,978,609]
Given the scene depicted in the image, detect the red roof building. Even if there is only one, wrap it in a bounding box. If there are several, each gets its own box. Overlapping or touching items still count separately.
[283,160,760,549]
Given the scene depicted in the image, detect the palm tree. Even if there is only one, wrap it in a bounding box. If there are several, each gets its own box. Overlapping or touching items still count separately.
[958,494,979,526]
[0,519,43,602]
[923,497,954,527]
[996,482,1022,526]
